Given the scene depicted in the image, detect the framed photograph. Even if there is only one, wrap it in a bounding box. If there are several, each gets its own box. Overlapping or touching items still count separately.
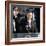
[5,1,45,45]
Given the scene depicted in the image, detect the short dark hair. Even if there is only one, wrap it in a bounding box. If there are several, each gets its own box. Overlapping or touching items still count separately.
[13,6,21,11]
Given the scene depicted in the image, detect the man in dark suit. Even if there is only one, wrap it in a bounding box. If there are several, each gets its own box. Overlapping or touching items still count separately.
[13,7,28,33]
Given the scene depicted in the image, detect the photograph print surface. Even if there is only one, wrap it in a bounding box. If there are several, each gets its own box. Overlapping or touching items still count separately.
[10,3,40,38]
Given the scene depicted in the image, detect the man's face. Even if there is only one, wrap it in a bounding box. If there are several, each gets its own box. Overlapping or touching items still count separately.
[27,12,32,20]
[13,7,19,16]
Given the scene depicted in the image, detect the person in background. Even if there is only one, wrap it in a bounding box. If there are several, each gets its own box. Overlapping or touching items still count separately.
[25,12,38,33]
[25,12,33,32]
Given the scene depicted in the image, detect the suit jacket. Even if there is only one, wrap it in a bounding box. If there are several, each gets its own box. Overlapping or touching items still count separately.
[13,13,28,33]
